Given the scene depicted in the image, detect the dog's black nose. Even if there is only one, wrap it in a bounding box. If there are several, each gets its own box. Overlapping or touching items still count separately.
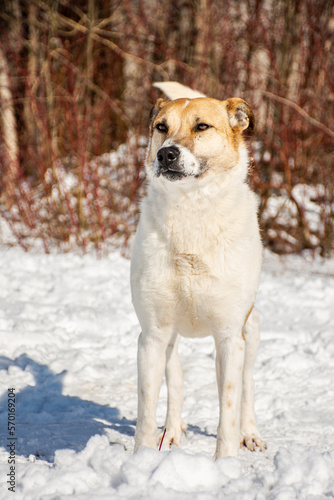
[157,146,180,168]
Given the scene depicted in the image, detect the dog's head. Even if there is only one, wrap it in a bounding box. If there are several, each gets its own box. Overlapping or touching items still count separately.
[146,97,254,184]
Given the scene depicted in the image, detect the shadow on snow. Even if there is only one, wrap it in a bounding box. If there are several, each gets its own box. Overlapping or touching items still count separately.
[0,355,136,463]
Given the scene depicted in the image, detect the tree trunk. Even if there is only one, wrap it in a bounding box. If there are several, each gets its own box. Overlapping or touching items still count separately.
[0,46,19,200]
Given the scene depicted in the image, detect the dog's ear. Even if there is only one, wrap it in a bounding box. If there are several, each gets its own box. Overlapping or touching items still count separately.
[225,98,255,133]
[150,98,168,122]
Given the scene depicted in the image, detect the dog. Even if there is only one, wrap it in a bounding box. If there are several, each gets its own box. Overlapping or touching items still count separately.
[130,82,266,459]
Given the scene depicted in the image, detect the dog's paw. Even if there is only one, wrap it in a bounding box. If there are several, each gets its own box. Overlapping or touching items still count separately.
[158,422,187,449]
[240,433,267,452]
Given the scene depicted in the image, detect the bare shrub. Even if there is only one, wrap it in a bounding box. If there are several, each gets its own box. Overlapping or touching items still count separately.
[0,0,333,255]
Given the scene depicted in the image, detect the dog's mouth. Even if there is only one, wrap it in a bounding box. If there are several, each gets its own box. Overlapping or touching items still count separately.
[157,167,187,181]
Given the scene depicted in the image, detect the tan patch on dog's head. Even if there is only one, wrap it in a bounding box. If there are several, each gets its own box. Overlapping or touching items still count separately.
[146,96,255,179]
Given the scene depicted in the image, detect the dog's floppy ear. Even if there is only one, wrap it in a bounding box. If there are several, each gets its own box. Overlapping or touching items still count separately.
[150,98,168,122]
[226,98,255,133]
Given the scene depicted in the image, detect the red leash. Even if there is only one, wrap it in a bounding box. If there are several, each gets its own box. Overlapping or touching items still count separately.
[159,428,167,451]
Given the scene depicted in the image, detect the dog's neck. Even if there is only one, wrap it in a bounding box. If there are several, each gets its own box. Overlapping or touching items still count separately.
[144,167,253,260]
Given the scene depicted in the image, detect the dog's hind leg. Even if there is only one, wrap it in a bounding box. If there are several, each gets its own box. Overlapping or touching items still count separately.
[159,334,187,448]
[240,307,266,451]
[134,330,170,452]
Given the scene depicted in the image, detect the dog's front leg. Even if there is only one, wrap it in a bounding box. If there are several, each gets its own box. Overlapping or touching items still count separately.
[240,307,266,451]
[214,334,245,459]
[159,334,187,448]
[134,331,168,452]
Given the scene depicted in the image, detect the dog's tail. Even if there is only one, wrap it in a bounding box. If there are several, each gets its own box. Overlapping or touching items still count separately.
[153,81,206,100]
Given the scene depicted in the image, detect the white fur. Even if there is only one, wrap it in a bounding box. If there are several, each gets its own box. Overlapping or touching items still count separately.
[130,85,266,459]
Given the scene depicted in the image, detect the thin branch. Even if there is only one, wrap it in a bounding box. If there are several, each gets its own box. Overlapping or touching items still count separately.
[56,12,170,79]
[260,90,334,140]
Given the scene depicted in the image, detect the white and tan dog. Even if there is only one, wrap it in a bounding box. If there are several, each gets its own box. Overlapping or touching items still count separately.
[130,82,266,459]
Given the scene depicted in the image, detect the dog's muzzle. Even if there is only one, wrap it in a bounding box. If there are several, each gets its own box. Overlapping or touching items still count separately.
[155,146,185,181]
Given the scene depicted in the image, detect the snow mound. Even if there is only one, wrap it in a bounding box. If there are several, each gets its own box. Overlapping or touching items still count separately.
[0,248,334,499]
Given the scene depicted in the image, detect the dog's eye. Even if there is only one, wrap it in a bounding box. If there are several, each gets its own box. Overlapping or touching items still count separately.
[195,123,211,132]
[155,122,168,133]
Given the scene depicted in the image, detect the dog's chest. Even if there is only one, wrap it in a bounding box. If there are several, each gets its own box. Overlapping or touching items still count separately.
[166,215,228,328]
[164,198,224,259]
[138,186,259,336]
[173,253,210,276]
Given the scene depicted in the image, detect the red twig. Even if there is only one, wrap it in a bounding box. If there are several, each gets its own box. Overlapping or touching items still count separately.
[159,428,166,451]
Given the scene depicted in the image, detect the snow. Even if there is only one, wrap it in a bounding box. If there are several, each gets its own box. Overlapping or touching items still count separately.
[0,248,334,499]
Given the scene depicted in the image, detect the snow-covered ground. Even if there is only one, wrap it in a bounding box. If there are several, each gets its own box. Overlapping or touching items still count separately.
[0,247,334,499]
